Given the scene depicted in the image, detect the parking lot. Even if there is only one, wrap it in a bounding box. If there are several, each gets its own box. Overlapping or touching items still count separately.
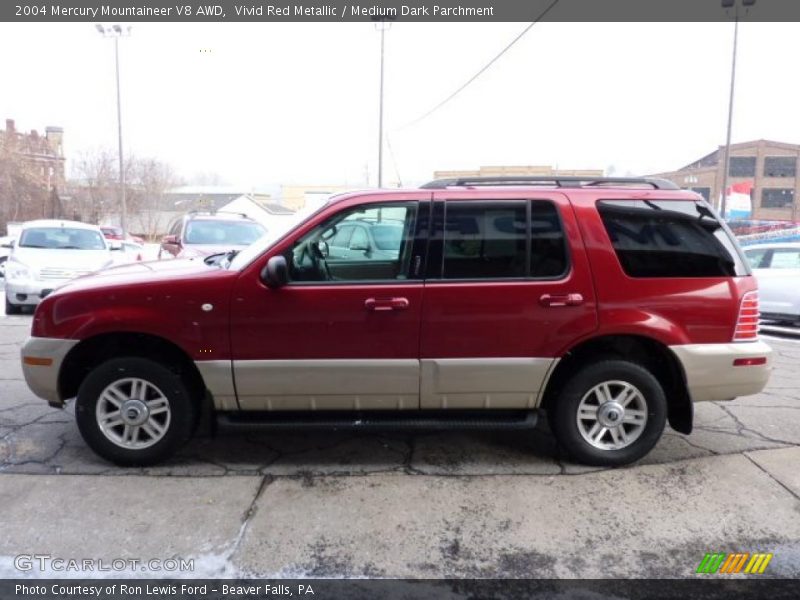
[1,293,799,578]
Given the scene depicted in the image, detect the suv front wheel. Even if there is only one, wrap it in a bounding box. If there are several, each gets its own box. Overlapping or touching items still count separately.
[75,357,196,466]
[549,360,667,466]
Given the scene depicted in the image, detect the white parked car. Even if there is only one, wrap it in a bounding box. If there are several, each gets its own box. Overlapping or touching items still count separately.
[4,220,115,315]
[743,242,800,324]
[0,235,14,279]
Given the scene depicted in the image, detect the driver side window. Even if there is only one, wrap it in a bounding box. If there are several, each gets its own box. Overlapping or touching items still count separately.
[287,202,418,283]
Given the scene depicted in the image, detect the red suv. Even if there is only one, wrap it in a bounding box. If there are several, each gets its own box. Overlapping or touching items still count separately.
[21,177,772,466]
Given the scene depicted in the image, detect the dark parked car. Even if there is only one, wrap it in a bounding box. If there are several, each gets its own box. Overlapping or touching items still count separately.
[326,219,405,261]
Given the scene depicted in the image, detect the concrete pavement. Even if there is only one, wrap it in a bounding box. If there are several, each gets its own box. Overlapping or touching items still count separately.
[1,310,799,578]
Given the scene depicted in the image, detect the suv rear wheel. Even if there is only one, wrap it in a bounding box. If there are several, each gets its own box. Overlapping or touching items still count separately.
[549,360,667,466]
[75,357,196,466]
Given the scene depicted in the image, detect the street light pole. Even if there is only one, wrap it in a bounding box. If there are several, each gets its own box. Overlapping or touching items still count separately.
[719,0,755,219]
[97,24,130,233]
[376,22,388,188]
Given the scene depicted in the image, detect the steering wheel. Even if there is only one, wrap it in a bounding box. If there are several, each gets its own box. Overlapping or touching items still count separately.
[294,239,331,281]
[310,240,333,280]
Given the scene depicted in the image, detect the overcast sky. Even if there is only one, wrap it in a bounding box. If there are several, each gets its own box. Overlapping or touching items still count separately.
[1,21,798,188]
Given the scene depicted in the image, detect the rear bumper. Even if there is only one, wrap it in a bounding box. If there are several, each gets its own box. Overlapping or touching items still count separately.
[760,311,800,323]
[669,341,772,402]
[21,337,79,407]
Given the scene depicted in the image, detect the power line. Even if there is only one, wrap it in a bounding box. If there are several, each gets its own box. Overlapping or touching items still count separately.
[385,132,403,187]
[397,0,562,131]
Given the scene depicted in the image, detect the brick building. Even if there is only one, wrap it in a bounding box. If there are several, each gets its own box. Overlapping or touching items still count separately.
[0,118,66,225]
[0,118,65,187]
[652,140,800,220]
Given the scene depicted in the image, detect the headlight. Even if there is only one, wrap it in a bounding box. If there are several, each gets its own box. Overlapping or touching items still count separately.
[6,260,32,280]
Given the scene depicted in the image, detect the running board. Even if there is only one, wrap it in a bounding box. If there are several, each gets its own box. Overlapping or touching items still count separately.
[217,409,538,431]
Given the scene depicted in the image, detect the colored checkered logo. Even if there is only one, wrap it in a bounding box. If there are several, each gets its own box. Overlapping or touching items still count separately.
[697,552,773,574]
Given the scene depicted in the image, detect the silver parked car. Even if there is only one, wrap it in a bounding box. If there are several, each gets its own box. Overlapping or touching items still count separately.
[4,220,115,315]
[743,242,800,324]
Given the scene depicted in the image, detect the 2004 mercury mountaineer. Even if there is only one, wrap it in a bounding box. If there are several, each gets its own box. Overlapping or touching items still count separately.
[20,176,772,466]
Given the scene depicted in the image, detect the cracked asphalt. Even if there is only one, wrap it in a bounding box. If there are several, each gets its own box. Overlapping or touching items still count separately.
[1,303,799,579]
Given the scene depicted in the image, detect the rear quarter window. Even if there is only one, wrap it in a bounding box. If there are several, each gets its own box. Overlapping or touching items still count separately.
[598,199,749,278]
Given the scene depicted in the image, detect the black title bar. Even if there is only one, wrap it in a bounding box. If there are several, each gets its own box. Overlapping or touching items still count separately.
[4,579,800,600]
[3,0,800,22]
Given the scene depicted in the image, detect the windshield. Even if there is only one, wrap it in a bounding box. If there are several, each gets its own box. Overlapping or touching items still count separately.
[18,227,107,250]
[184,220,266,245]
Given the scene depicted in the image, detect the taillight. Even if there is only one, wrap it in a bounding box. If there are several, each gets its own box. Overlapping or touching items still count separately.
[733,291,759,341]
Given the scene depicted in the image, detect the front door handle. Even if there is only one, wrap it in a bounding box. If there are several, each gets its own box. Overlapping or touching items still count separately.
[539,293,584,307]
[365,297,410,312]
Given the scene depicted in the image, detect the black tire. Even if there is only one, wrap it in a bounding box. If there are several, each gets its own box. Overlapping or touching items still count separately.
[549,360,667,466]
[5,295,23,315]
[75,357,197,466]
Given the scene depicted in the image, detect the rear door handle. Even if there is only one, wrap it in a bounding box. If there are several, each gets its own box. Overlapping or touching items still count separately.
[539,293,584,307]
[365,297,410,311]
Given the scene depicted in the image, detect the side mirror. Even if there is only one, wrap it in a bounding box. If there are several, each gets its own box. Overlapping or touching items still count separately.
[110,241,122,251]
[162,234,179,246]
[261,255,289,289]
[350,241,369,253]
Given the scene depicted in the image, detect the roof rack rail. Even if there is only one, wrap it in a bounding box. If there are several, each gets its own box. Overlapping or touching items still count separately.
[419,176,679,191]
[186,209,250,218]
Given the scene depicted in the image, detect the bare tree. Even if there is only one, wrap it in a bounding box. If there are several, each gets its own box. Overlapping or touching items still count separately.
[68,149,180,240]
[126,157,179,240]
[187,171,227,186]
[69,148,118,223]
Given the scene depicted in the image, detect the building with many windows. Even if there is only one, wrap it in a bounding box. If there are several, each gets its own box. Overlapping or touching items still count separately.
[651,140,800,220]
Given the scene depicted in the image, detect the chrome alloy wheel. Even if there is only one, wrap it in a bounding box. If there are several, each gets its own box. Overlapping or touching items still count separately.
[576,380,648,451]
[95,378,171,450]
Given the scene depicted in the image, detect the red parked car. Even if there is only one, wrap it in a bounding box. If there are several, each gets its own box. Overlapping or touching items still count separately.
[21,177,772,466]
[100,226,144,245]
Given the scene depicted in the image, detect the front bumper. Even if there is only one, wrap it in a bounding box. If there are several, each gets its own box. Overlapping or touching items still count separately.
[21,337,79,407]
[5,279,66,306]
[670,340,772,402]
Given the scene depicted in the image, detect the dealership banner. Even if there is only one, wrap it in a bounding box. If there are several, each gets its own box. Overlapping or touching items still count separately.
[4,579,800,599]
[724,180,754,220]
[4,0,800,22]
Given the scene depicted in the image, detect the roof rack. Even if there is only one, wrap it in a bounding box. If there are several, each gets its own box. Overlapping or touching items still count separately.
[187,210,250,219]
[419,176,679,191]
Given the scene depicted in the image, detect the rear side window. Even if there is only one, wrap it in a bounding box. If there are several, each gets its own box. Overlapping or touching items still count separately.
[435,200,567,280]
[598,200,748,278]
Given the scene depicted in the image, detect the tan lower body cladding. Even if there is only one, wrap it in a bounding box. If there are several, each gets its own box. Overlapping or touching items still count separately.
[197,358,557,411]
